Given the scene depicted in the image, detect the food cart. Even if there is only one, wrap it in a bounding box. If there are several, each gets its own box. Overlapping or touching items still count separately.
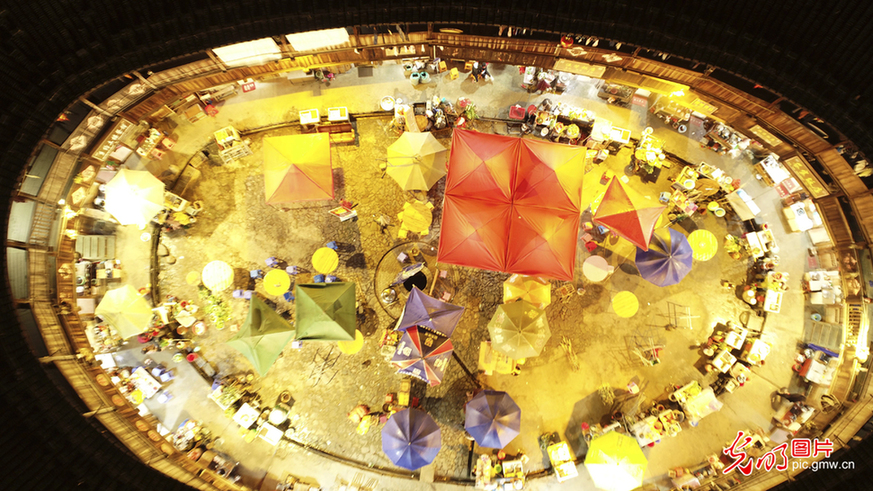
[547,441,578,482]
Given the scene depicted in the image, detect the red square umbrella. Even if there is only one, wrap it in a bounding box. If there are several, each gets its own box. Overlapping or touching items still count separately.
[593,178,665,251]
[439,130,585,281]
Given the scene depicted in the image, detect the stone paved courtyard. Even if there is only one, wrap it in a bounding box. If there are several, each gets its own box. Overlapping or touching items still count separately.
[112,63,815,490]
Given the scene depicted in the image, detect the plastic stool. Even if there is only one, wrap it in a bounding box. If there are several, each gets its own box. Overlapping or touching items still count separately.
[464,61,474,71]
[659,192,670,204]
[283,292,295,302]
[250,269,264,279]
[232,289,244,299]
[449,68,459,80]
[286,265,298,275]
[438,61,447,72]
[313,274,325,283]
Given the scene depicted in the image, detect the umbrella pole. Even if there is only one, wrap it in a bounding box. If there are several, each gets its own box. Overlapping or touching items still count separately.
[452,351,481,388]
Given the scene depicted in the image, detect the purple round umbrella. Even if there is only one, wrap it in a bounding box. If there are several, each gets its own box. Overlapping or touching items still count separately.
[381,408,441,470]
[635,228,693,287]
[465,390,521,448]
[396,287,465,336]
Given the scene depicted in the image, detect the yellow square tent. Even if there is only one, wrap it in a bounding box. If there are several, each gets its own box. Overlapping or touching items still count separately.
[264,134,333,203]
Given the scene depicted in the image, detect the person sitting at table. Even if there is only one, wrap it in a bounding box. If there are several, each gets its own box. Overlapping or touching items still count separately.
[471,62,491,82]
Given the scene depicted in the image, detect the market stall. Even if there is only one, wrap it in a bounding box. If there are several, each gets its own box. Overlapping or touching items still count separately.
[804,269,843,305]
[547,441,578,483]
[631,128,668,180]
[755,154,792,187]
[681,386,723,425]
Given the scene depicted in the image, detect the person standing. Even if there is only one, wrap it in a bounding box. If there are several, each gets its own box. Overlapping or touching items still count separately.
[777,388,806,403]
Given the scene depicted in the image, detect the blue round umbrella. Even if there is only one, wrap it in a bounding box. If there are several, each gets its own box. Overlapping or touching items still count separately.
[465,390,521,449]
[635,228,693,287]
[381,408,441,470]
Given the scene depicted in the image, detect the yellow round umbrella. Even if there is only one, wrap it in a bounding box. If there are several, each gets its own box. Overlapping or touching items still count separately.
[95,284,153,339]
[185,271,201,285]
[688,229,718,261]
[386,132,448,191]
[612,291,639,318]
[338,330,364,354]
[202,261,234,292]
[312,247,339,274]
[104,169,165,228]
[584,431,648,491]
[503,274,551,308]
[263,269,291,295]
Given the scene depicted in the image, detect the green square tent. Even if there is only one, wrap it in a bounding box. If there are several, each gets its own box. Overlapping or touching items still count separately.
[295,282,356,341]
[225,297,296,376]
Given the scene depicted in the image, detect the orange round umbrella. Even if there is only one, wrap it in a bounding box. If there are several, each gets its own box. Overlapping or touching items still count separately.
[312,247,339,274]
[263,269,291,295]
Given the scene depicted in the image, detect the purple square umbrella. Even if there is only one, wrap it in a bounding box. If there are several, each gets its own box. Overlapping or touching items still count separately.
[465,390,521,448]
[396,287,465,337]
[381,408,441,470]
